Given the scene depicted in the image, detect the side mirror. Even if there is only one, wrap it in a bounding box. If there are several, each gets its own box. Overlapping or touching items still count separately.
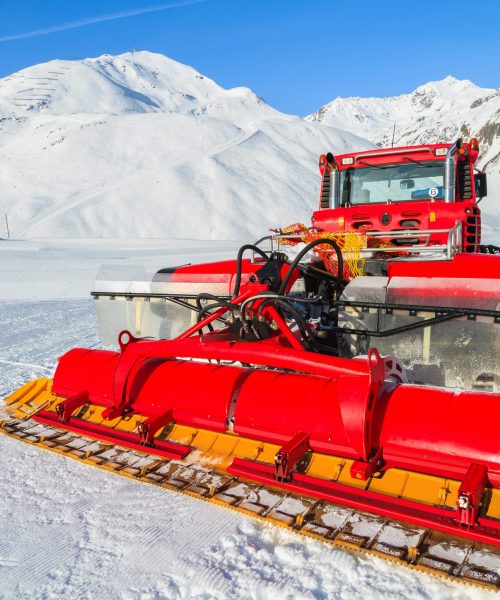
[400,179,415,189]
[475,172,487,199]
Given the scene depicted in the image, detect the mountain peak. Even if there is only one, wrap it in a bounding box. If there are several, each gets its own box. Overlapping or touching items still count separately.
[0,50,280,120]
[414,75,480,97]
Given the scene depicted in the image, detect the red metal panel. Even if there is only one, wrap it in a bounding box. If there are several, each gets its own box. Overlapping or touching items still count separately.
[380,385,500,486]
[53,348,118,408]
[169,259,257,288]
[167,259,298,295]
[333,144,449,169]
[457,463,488,527]
[275,432,310,481]
[233,369,370,458]
[312,201,477,246]
[388,253,500,279]
[34,411,190,459]
[385,254,500,308]
[56,391,88,422]
[331,143,476,171]
[132,359,243,432]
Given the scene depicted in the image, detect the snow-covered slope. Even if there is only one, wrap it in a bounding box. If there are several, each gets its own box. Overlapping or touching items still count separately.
[307,77,500,240]
[0,52,372,240]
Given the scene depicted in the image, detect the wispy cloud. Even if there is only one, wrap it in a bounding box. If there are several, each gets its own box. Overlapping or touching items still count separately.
[0,0,206,43]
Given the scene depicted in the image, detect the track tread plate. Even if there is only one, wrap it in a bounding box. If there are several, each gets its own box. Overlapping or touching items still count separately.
[1,416,499,590]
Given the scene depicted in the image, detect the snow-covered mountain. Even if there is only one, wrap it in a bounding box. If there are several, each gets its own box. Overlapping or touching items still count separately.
[4,57,497,242]
[307,76,500,240]
[0,51,371,240]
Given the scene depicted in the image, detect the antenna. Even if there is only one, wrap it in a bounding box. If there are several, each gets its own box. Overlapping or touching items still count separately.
[391,122,396,148]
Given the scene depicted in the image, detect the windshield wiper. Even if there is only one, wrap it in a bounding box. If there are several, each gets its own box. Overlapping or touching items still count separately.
[357,159,387,169]
[402,155,431,167]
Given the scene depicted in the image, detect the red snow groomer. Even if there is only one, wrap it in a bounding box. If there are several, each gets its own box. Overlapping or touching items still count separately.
[5,138,500,588]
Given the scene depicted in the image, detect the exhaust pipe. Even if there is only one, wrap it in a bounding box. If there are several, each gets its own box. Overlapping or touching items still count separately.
[331,169,340,208]
[444,139,461,203]
[326,153,340,209]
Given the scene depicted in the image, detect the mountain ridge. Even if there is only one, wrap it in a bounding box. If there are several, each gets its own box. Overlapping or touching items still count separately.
[306,76,500,172]
[0,51,372,240]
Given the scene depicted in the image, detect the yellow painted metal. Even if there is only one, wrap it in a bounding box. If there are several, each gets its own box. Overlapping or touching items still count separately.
[407,546,419,562]
[487,489,500,518]
[3,377,500,523]
[369,468,409,497]
[4,378,58,420]
[306,453,346,482]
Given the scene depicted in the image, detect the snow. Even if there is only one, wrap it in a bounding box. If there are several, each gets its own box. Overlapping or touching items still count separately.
[0,238,241,301]
[0,51,372,241]
[0,238,494,599]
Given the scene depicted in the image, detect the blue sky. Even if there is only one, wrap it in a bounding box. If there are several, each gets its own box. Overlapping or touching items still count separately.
[1,0,499,115]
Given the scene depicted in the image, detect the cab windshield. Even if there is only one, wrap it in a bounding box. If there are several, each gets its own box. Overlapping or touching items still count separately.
[340,161,444,205]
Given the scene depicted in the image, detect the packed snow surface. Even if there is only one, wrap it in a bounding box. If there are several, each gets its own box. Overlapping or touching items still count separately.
[0,51,372,241]
[0,238,494,599]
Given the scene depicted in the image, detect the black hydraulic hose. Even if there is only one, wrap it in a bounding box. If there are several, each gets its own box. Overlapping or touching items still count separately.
[241,293,322,318]
[332,312,462,338]
[195,293,235,331]
[195,293,233,310]
[196,301,240,323]
[257,297,318,352]
[277,238,344,296]
[232,244,269,299]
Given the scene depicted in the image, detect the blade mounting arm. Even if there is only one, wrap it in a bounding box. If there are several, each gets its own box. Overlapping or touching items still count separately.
[274,432,310,482]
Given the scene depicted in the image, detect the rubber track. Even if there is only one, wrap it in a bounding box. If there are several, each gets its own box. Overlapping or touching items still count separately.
[1,416,499,591]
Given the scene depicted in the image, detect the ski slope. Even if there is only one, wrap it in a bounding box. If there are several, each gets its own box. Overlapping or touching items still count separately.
[0,238,493,600]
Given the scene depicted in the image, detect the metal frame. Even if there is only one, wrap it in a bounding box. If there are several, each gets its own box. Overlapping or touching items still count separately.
[259,221,463,262]
[91,287,500,340]
[332,299,500,338]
